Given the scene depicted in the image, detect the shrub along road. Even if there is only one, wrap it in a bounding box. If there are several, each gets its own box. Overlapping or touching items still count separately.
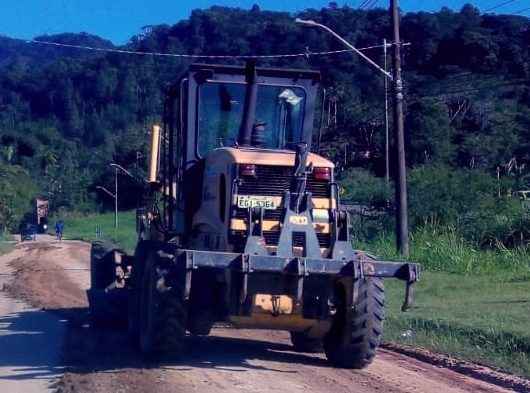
[0,237,527,392]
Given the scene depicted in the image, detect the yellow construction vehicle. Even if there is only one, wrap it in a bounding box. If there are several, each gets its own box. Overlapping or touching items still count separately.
[88,62,420,369]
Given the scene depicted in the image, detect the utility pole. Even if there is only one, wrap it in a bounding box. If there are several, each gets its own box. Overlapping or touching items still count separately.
[383,38,390,185]
[114,166,118,229]
[390,0,409,256]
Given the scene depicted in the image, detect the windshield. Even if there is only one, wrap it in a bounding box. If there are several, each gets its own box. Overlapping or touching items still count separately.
[197,82,306,156]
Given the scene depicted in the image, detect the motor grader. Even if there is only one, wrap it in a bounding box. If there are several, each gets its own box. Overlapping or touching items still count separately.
[88,62,420,369]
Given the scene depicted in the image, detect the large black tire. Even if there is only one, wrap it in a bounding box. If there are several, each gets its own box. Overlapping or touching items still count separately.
[90,241,117,290]
[89,241,120,327]
[324,278,385,369]
[138,248,187,357]
[128,240,156,342]
[290,332,323,353]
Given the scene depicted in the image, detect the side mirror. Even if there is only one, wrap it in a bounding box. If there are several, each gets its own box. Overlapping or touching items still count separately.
[148,124,161,183]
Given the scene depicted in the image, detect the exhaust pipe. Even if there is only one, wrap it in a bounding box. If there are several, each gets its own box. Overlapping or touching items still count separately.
[238,61,259,147]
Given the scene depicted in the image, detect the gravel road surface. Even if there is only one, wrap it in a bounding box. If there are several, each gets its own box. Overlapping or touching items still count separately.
[0,237,528,393]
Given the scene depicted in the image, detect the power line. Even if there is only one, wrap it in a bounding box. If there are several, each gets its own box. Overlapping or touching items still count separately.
[22,38,389,60]
[360,0,379,9]
[513,6,530,14]
[357,0,373,9]
[484,0,520,12]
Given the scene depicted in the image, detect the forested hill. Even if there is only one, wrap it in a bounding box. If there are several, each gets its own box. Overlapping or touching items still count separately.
[0,33,113,67]
[0,4,529,239]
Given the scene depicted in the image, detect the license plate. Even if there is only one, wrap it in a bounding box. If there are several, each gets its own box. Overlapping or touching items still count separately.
[237,195,277,210]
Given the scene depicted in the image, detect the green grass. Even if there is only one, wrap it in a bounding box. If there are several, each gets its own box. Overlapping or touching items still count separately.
[360,227,530,377]
[54,211,138,253]
[385,273,530,377]
[0,232,14,255]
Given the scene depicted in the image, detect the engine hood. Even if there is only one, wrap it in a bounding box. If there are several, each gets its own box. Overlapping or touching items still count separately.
[207,147,334,168]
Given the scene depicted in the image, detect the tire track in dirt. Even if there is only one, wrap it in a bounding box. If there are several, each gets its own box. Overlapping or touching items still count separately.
[2,238,528,393]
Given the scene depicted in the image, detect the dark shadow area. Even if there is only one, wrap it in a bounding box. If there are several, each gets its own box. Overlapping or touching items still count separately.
[31,306,329,376]
[0,308,66,382]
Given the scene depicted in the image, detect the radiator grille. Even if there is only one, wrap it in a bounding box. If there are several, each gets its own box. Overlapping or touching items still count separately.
[237,165,331,198]
[231,230,331,250]
[232,164,332,252]
[233,207,282,221]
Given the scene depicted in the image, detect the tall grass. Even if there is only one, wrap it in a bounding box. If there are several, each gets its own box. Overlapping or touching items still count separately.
[359,225,530,275]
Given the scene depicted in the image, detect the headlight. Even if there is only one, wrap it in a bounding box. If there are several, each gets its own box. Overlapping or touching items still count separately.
[43,224,48,230]
[239,163,256,177]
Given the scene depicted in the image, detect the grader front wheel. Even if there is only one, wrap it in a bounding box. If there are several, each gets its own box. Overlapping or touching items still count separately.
[324,278,385,369]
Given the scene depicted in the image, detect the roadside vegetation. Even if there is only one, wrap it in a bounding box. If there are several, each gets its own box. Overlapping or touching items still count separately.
[359,225,530,377]
[346,163,530,377]
[53,211,137,253]
[0,232,14,255]
[384,271,530,378]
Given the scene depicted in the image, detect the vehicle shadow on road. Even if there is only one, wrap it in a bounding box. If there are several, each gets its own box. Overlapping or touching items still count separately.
[167,334,329,373]
[44,306,330,375]
[0,309,66,382]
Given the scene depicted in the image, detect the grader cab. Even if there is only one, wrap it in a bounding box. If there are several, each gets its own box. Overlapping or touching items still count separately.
[88,63,420,369]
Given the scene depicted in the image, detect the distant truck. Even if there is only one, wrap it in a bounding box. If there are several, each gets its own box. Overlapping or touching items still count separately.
[35,198,49,233]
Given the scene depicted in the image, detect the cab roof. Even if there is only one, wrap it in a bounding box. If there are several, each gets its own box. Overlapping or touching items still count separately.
[189,63,321,83]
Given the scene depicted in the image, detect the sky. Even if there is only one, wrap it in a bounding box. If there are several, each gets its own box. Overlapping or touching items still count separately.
[1,0,528,44]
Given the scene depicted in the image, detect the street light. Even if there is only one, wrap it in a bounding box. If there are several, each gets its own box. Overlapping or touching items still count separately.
[110,163,135,179]
[295,18,393,81]
[95,163,135,229]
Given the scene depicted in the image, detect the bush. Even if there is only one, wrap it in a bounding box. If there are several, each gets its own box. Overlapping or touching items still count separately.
[0,164,38,232]
[408,165,529,247]
[339,168,393,240]
[340,165,529,248]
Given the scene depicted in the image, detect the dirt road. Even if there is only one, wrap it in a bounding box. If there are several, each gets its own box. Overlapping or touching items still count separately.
[0,237,528,393]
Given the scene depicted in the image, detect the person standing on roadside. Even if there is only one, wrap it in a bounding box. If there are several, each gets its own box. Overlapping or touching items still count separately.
[55,220,64,241]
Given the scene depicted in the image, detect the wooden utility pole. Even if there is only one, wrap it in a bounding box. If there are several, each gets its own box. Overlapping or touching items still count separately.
[114,166,119,229]
[383,38,390,185]
[390,0,409,256]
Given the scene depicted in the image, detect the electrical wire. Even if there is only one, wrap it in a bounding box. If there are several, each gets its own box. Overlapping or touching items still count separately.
[360,0,379,9]
[357,0,373,9]
[484,0,520,12]
[22,38,389,59]
[513,6,530,14]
